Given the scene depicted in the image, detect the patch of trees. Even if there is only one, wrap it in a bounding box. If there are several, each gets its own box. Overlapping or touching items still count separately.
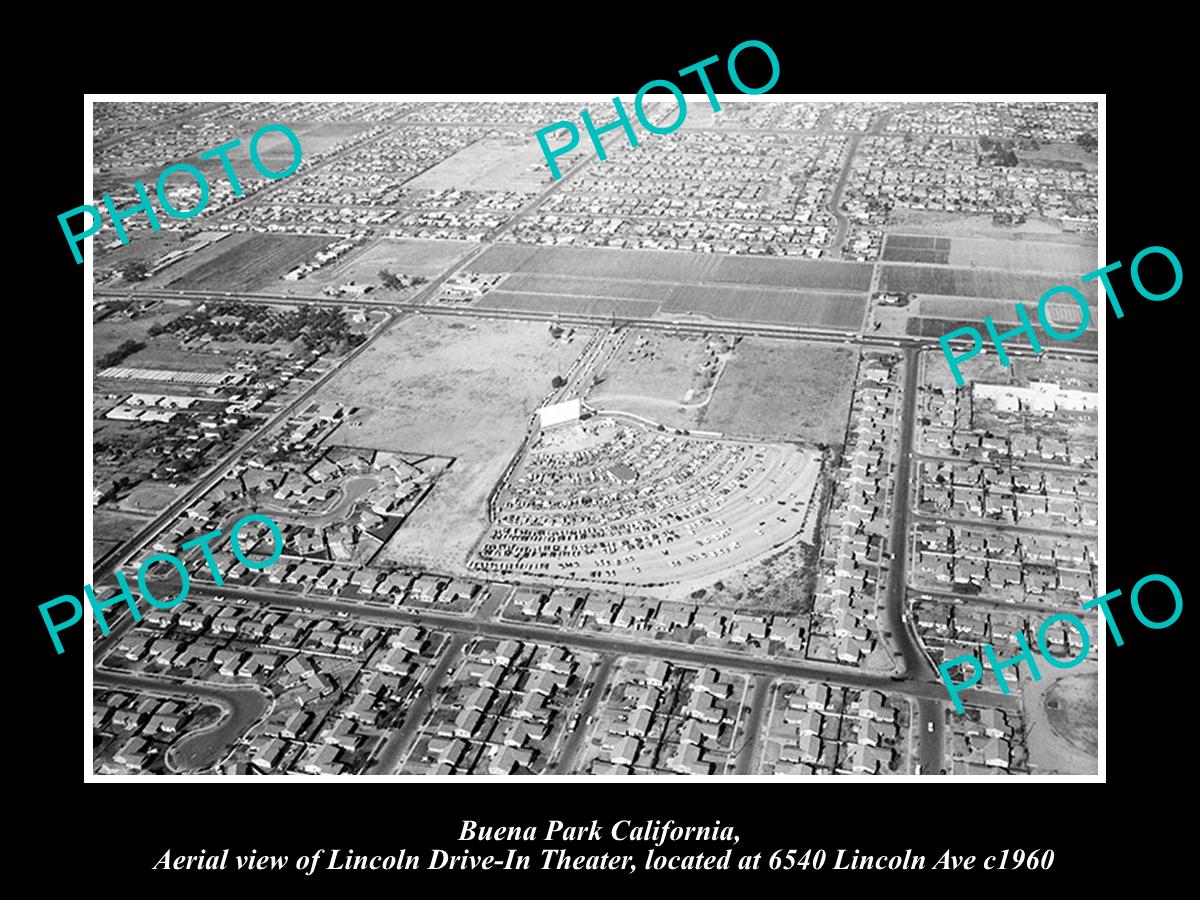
[122,260,151,282]
[378,268,428,290]
[145,300,363,355]
[97,340,145,370]
[979,136,1019,167]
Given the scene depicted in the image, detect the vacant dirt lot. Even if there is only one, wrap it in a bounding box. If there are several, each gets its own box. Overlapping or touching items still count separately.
[316,314,589,573]
[1021,663,1097,775]
[335,237,475,283]
[405,136,546,192]
[587,331,721,430]
[702,339,859,446]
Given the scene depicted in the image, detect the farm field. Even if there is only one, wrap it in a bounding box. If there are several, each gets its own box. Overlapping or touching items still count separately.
[906,316,1099,350]
[475,244,719,281]
[497,272,676,302]
[917,296,1097,329]
[662,285,867,330]
[702,338,859,445]
[882,234,951,264]
[709,256,872,291]
[880,265,1098,304]
[166,234,330,292]
[475,292,660,319]
[947,236,1096,273]
[474,244,874,291]
[315,314,590,574]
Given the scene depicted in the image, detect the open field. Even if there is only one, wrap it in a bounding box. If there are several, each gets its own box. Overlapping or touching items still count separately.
[121,339,246,373]
[294,237,477,297]
[497,273,675,302]
[475,292,661,319]
[702,339,858,445]
[268,122,375,162]
[93,508,150,559]
[474,244,873,290]
[336,237,475,280]
[881,265,1098,304]
[1021,664,1097,775]
[1017,142,1099,171]
[405,135,546,192]
[316,314,589,574]
[138,232,244,288]
[94,300,192,360]
[947,236,1097,273]
[97,231,202,272]
[662,285,866,329]
[119,480,181,513]
[1045,672,1098,756]
[885,210,1078,238]
[882,234,951,264]
[586,332,720,430]
[166,234,330,292]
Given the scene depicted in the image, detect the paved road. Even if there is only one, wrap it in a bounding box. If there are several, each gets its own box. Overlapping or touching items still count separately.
[916,698,946,775]
[877,348,955,776]
[94,670,271,772]
[96,286,1099,364]
[367,633,466,775]
[92,310,402,579]
[555,654,615,774]
[171,580,1018,711]
[883,347,930,681]
[91,226,506,647]
[734,675,772,775]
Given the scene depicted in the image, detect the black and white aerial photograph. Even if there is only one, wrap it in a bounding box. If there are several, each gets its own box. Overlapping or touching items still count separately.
[86,98,1099,779]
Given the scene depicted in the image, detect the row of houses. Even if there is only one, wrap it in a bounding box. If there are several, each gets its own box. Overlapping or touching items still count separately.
[807,354,901,667]
[585,663,745,776]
